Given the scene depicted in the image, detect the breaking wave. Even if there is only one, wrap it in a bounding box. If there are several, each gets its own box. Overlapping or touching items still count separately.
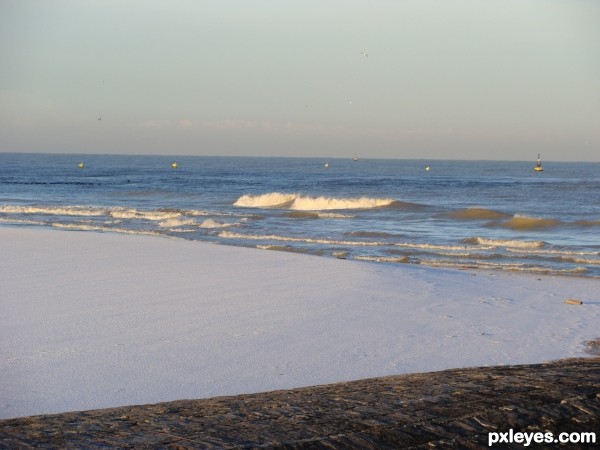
[109,208,182,221]
[394,242,485,251]
[218,230,386,246]
[418,259,588,275]
[233,192,396,210]
[355,255,410,263]
[49,223,161,236]
[0,205,105,217]
[463,237,545,249]
[199,219,236,229]
[506,247,599,256]
[234,192,296,208]
[0,204,213,221]
[158,218,197,228]
[256,245,314,254]
[555,256,600,265]
[0,217,46,226]
[285,211,353,219]
[219,231,484,253]
[157,217,237,229]
[444,209,596,230]
[493,215,561,230]
[345,231,404,238]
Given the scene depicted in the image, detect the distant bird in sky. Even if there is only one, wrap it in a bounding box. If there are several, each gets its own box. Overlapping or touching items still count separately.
[361,51,368,58]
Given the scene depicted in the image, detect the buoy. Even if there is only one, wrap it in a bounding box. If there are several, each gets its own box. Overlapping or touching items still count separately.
[172,162,178,169]
[425,165,430,171]
[324,162,329,168]
[533,153,544,172]
[78,162,85,169]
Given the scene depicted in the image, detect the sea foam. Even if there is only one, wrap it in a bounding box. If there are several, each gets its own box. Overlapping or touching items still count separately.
[234,192,395,210]
[218,230,385,246]
[199,219,235,229]
[109,208,181,221]
[0,205,105,217]
[464,237,545,249]
[158,218,197,228]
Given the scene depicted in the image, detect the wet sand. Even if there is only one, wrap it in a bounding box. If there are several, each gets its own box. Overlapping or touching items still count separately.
[1,356,598,449]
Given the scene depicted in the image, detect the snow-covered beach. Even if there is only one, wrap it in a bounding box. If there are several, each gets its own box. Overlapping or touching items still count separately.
[1,227,598,420]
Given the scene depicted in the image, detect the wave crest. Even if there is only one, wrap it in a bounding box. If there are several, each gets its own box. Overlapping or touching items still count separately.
[285,211,353,219]
[345,231,403,238]
[0,205,105,217]
[158,218,197,228]
[109,208,181,221]
[233,192,395,211]
[463,237,545,248]
[446,207,509,220]
[234,193,296,208]
[495,215,561,230]
[199,219,235,229]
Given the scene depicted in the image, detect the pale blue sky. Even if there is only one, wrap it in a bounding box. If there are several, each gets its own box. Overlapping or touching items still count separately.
[1,0,599,160]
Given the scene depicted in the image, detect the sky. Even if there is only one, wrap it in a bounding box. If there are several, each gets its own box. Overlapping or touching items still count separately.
[1,0,599,161]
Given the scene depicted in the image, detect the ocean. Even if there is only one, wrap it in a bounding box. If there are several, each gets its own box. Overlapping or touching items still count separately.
[1,153,599,278]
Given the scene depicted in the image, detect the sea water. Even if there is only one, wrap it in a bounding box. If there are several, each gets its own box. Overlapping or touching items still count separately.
[1,153,599,277]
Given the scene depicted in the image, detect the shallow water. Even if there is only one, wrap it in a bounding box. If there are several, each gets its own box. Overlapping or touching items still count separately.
[1,153,599,277]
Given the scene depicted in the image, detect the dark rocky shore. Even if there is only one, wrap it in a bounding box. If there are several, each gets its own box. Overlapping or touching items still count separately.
[1,358,599,449]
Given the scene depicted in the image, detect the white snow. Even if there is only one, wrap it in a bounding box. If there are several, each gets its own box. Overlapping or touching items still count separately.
[1,227,599,419]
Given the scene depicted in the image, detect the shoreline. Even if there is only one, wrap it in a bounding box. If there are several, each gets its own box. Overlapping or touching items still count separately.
[1,357,599,448]
[1,226,599,420]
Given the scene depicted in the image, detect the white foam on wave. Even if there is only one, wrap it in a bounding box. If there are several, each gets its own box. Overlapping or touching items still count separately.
[158,218,197,228]
[291,196,394,211]
[0,204,212,223]
[109,208,181,221]
[316,212,354,219]
[467,237,545,249]
[219,231,492,253]
[157,217,237,229]
[355,255,410,263]
[199,219,236,229]
[183,209,212,217]
[506,247,599,256]
[421,258,589,275]
[51,223,108,232]
[0,205,105,217]
[234,192,395,211]
[565,257,600,265]
[395,242,486,252]
[50,222,162,236]
[0,217,46,226]
[507,248,600,265]
[234,193,296,208]
[218,230,385,246]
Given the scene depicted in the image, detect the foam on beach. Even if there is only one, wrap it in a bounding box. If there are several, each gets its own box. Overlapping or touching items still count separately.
[1,227,598,420]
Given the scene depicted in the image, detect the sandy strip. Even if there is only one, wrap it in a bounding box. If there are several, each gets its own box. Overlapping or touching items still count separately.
[1,227,599,419]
